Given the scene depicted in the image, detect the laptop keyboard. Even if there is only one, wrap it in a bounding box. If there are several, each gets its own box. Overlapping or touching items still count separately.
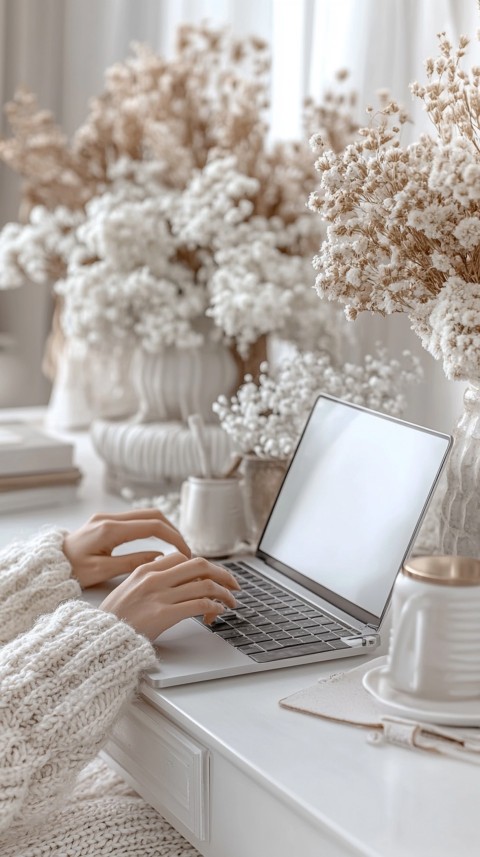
[198,560,356,663]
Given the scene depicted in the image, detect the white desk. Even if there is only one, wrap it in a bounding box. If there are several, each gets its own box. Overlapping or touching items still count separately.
[0,410,478,857]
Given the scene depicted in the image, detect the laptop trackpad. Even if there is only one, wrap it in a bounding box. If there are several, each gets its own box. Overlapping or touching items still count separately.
[145,619,251,687]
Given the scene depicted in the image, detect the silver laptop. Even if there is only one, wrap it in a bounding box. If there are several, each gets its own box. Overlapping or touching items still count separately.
[146,395,452,688]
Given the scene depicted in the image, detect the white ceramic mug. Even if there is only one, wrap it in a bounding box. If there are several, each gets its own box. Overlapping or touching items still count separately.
[386,556,480,701]
[179,476,247,558]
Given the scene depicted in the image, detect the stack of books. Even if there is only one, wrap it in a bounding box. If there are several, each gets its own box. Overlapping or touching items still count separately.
[0,423,82,512]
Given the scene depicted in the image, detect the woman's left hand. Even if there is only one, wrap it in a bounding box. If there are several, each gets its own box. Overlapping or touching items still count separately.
[63,509,191,589]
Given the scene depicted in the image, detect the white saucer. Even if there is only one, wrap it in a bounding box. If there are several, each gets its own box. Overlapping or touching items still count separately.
[363,665,480,727]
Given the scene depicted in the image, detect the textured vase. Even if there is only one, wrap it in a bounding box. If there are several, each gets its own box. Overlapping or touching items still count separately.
[132,341,239,424]
[439,383,480,558]
[241,455,289,546]
[85,345,138,419]
[46,340,137,430]
[91,418,233,497]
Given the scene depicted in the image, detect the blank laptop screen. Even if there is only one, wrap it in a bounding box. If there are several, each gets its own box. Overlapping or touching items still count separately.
[258,396,451,623]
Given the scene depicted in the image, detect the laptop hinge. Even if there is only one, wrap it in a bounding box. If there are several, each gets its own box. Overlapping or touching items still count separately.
[340,632,381,649]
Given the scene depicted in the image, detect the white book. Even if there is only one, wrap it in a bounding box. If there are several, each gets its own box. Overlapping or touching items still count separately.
[0,423,74,476]
[0,484,79,514]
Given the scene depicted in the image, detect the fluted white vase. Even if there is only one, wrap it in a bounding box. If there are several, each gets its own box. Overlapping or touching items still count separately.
[132,340,238,424]
[439,383,480,559]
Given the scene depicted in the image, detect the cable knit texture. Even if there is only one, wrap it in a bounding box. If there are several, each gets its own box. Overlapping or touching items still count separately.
[0,528,80,644]
[0,531,200,856]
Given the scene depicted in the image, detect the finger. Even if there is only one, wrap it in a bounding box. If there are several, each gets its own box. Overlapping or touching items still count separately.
[106,551,164,576]
[90,509,186,546]
[133,551,188,574]
[143,555,240,590]
[154,599,227,636]
[203,604,228,625]
[90,508,173,525]
[106,519,191,558]
[167,580,237,609]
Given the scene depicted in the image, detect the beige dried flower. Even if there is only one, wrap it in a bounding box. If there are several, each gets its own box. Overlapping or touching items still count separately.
[0,23,359,372]
[310,31,480,382]
[0,89,97,217]
[0,33,358,225]
[0,25,272,214]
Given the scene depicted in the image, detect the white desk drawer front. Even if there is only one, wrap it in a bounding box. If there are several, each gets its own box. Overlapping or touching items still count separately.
[106,699,210,841]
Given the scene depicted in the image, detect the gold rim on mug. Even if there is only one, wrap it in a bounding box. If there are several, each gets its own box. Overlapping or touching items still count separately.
[403,555,480,586]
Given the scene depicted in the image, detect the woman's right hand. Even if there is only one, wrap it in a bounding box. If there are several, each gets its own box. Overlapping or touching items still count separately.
[100,552,241,641]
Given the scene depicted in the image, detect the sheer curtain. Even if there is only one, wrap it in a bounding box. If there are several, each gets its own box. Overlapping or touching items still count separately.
[0,0,478,429]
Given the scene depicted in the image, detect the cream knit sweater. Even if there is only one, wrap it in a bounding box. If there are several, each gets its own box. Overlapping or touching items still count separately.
[0,529,200,856]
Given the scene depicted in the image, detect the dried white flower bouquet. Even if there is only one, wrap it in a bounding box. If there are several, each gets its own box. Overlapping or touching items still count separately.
[213,347,422,460]
[309,32,480,382]
[0,25,356,363]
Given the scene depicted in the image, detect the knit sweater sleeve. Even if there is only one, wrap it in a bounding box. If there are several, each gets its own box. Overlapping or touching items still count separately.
[0,529,80,644]
[0,600,157,837]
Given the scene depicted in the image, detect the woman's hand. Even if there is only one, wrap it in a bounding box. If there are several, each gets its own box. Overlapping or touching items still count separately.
[100,552,241,640]
[63,509,191,589]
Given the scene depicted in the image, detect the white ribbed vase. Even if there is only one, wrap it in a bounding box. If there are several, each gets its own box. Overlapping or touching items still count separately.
[132,341,238,424]
[91,418,233,497]
[439,383,480,559]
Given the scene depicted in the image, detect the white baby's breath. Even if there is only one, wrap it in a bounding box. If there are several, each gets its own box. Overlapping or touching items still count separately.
[0,30,358,361]
[213,347,423,459]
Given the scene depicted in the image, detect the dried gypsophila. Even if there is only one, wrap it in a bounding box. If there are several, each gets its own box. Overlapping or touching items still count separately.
[213,347,423,459]
[0,25,270,214]
[52,156,342,354]
[0,205,83,288]
[309,31,480,382]
[0,24,358,366]
[4,152,346,357]
[0,23,358,245]
[56,261,206,352]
